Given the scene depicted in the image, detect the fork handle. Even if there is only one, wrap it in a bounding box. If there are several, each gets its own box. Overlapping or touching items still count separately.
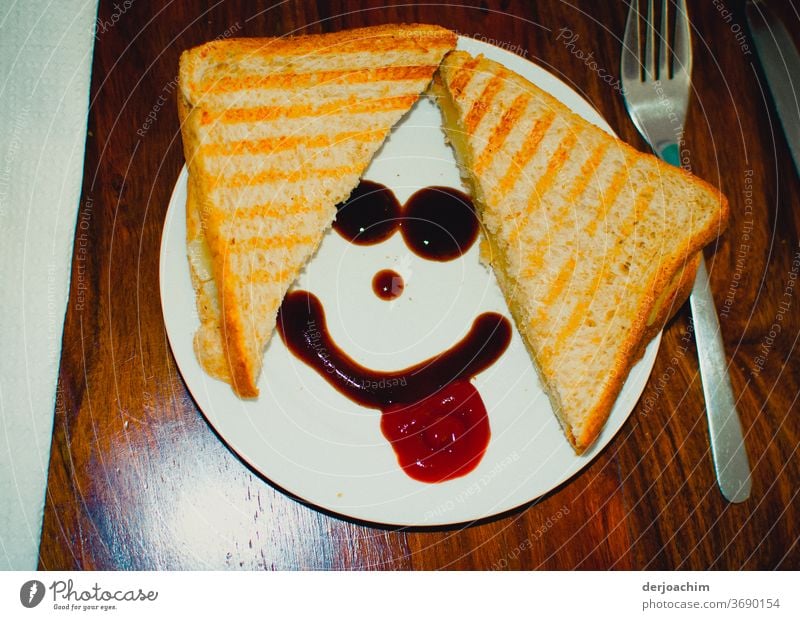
[689,258,752,503]
[657,141,752,502]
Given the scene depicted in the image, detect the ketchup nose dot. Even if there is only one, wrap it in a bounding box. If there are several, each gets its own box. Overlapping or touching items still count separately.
[372,269,404,301]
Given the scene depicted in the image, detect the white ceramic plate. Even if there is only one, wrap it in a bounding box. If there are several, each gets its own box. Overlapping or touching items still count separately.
[160,37,660,526]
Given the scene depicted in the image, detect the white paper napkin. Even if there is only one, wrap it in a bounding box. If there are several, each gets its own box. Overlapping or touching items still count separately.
[0,0,98,570]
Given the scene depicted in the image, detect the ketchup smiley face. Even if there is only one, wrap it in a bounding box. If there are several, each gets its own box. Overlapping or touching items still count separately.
[278,182,509,484]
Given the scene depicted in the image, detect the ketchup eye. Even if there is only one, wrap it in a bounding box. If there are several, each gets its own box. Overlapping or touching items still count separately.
[400,186,479,262]
[333,181,400,245]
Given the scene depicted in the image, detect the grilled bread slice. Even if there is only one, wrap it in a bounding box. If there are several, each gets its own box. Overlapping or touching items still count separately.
[178,25,456,397]
[434,51,728,453]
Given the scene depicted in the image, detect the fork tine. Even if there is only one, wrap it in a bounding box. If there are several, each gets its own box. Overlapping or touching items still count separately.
[644,0,656,80]
[621,0,642,81]
[673,0,693,76]
[658,0,670,79]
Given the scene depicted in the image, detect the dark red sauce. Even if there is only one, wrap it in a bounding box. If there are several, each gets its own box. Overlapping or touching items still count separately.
[372,269,404,300]
[333,181,479,262]
[401,186,479,262]
[333,180,401,245]
[276,290,511,482]
[381,380,490,483]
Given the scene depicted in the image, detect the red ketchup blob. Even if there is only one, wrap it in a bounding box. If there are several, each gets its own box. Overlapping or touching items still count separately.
[277,290,511,483]
[381,380,489,483]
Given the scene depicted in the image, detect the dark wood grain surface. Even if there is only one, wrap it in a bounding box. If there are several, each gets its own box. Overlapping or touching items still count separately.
[39,0,800,570]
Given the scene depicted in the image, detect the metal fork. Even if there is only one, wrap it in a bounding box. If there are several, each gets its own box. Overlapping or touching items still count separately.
[621,0,751,502]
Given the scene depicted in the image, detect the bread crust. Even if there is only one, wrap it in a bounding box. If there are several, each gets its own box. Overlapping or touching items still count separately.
[180,91,259,396]
[574,252,704,452]
[179,24,457,106]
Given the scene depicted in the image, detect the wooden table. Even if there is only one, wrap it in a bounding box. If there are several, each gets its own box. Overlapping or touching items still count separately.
[39,0,800,570]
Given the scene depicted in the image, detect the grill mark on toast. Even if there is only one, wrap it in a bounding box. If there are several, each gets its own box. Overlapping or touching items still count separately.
[463,73,507,133]
[584,160,630,237]
[447,55,482,98]
[546,184,655,348]
[235,234,315,251]
[540,256,576,310]
[617,185,655,239]
[474,93,531,175]
[232,202,318,220]
[567,142,611,203]
[509,130,579,244]
[244,270,289,285]
[530,130,580,207]
[496,111,556,199]
[203,95,418,125]
[202,65,434,94]
[221,165,360,187]
[520,142,611,278]
[202,129,385,156]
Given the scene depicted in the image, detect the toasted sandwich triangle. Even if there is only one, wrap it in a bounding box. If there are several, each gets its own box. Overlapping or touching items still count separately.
[178,25,457,397]
[433,50,728,452]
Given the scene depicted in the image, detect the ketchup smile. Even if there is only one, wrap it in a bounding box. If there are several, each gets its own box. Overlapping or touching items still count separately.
[277,290,510,483]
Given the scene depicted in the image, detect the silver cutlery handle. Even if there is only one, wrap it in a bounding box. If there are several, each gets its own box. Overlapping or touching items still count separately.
[689,257,752,503]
